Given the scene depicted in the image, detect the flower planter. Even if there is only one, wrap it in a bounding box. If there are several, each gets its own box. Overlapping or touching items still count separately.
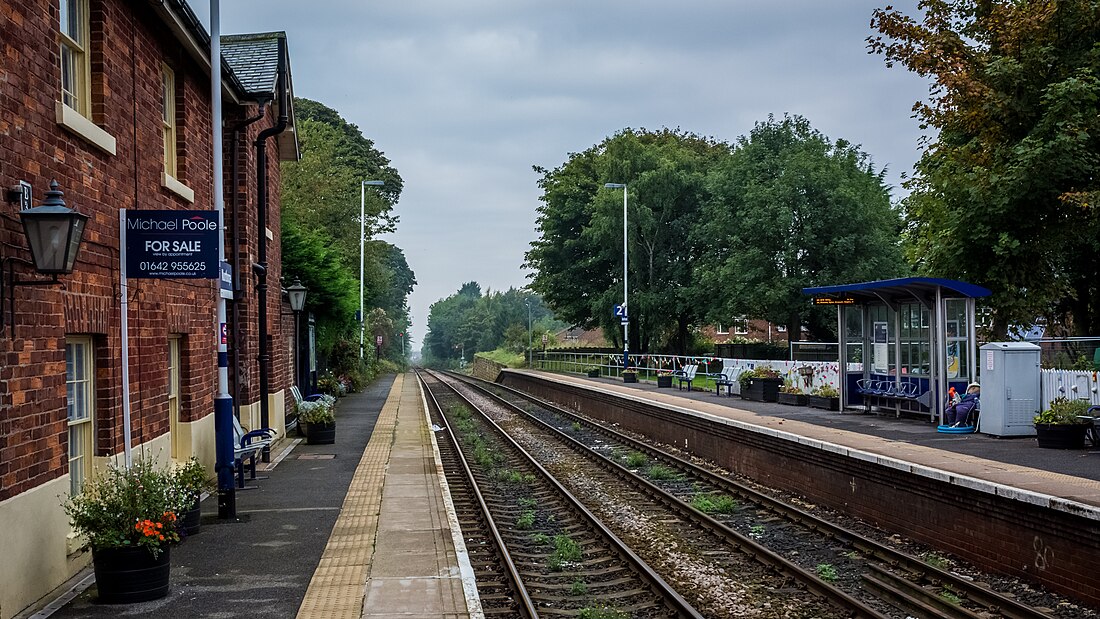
[302,421,337,445]
[656,375,673,388]
[776,392,807,406]
[741,377,782,402]
[586,370,601,378]
[180,497,201,536]
[622,373,638,384]
[807,395,840,411]
[92,546,171,604]
[1034,423,1088,449]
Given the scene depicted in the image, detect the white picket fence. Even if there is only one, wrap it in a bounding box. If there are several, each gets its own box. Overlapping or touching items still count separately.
[1040,369,1100,411]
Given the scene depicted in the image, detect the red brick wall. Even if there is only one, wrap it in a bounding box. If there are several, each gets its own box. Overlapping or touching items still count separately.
[0,0,292,499]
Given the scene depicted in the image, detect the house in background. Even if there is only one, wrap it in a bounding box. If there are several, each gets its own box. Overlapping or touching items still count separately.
[0,2,297,616]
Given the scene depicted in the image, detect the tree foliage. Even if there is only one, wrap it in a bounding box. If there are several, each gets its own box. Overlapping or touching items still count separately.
[525,123,903,350]
[695,115,906,340]
[421,284,561,366]
[280,98,414,363]
[525,129,732,354]
[870,0,1100,335]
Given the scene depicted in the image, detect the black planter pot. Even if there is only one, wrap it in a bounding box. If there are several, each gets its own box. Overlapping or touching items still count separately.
[303,420,337,445]
[656,375,673,388]
[776,392,807,406]
[1035,423,1088,449]
[808,395,841,411]
[742,377,782,402]
[622,373,638,384]
[180,497,201,536]
[586,370,600,378]
[92,545,171,604]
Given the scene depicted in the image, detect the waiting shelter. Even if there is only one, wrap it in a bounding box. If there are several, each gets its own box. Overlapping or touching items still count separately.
[802,277,991,423]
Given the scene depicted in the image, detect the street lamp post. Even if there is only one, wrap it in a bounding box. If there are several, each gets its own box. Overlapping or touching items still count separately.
[360,180,384,359]
[287,280,307,389]
[524,298,532,368]
[604,182,629,370]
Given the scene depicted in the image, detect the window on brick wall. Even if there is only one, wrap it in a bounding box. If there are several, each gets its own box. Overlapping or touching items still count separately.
[162,65,178,177]
[66,336,95,497]
[59,0,90,116]
[56,0,116,154]
[716,324,729,335]
[733,317,749,335]
[159,64,194,201]
[168,336,181,460]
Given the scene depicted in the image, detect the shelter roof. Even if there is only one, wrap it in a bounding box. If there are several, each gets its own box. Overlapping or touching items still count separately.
[803,277,991,305]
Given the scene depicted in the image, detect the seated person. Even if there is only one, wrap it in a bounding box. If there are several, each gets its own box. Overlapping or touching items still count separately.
[945,383,980,427]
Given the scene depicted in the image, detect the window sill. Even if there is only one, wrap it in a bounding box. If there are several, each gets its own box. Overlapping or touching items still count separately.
[56,102,116,155]
[162,172,195,203]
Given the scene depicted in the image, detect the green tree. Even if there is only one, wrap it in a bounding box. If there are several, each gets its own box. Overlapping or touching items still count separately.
[525,129,733,354]
[421,284,558,366]
[870,1,1100,335]
[694,115,906,340]
[280,98,413,362]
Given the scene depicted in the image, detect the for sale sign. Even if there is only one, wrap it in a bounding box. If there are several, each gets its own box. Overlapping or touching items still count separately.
[125,210,219,278]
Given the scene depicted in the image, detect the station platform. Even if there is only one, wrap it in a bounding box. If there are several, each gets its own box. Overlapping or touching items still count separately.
[505,369,1100,512]
[24,374,477,619]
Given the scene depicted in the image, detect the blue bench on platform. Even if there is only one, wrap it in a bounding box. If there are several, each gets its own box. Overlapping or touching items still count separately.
[857,378,930,416]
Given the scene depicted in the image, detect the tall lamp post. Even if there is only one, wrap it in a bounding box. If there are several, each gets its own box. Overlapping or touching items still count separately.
[604,182,629,370]
[287,280,307,389]
[359,180,384,359]
[524,298,532,368]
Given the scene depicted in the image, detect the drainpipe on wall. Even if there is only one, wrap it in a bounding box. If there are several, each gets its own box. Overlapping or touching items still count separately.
[253,59,288,462]
[229,103,267,417]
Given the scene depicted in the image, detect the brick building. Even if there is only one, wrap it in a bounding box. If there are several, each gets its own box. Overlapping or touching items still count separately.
[0,2,297,616]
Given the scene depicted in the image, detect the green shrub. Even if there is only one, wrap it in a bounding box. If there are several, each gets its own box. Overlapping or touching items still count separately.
[1035,397,1091,425]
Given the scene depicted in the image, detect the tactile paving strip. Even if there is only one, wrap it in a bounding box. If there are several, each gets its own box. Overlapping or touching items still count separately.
[296,375,403,619]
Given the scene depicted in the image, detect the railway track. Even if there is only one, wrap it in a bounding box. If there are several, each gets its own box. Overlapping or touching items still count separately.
[446,371,1061,619]
[417,369,700,618]
[423,369,883,618]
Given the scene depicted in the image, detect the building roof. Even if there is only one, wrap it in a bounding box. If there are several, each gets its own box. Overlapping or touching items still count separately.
[221,33,283,98]
[803,277,992,305]
[220,32,300,162]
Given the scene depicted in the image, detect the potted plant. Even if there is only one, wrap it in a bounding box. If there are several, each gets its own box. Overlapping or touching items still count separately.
[740,366,782,402]
[808,384,841,411]
[173,457,210,536]
[584,366,601,379]
[299,396,337,444]
[777,383,807,406]
[1034,397,1092,449]
[622,369,638,384]
[656,370,674,388]
[63,457,183,603]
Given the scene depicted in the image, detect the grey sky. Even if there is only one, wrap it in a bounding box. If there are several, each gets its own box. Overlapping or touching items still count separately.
[196,1,928,348]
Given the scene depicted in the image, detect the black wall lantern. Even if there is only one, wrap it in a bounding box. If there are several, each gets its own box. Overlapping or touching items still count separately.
[1,180,88,337]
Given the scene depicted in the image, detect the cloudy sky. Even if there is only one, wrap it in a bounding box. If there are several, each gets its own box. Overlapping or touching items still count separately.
[196,1,928,349]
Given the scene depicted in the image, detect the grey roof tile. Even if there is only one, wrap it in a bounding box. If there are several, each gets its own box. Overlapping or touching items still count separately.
[221,32,285,98]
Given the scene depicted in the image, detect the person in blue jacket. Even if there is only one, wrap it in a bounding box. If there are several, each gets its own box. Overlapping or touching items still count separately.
[946,383,980,427]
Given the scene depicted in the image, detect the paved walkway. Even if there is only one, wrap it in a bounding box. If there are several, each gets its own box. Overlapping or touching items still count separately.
[25,373,475,619]
[508,370,1100,512]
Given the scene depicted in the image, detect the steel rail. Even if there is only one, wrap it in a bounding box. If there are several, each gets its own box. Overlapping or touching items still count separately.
[423,369,703,619]
[415,369,538,618]
[450,371,889,619]
[458,372,1057,619]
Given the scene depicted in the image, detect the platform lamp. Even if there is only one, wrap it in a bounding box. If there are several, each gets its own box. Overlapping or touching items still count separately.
[1,180,88,338]
[287,280,307,389]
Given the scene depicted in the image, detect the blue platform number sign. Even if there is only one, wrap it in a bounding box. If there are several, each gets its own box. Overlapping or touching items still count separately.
[126,210,219,278]
[613,304,628,324]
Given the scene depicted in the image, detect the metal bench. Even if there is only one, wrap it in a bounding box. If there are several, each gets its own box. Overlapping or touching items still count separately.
[712,366,738,396]
[672,364,698,391]
[232,417,275,488]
